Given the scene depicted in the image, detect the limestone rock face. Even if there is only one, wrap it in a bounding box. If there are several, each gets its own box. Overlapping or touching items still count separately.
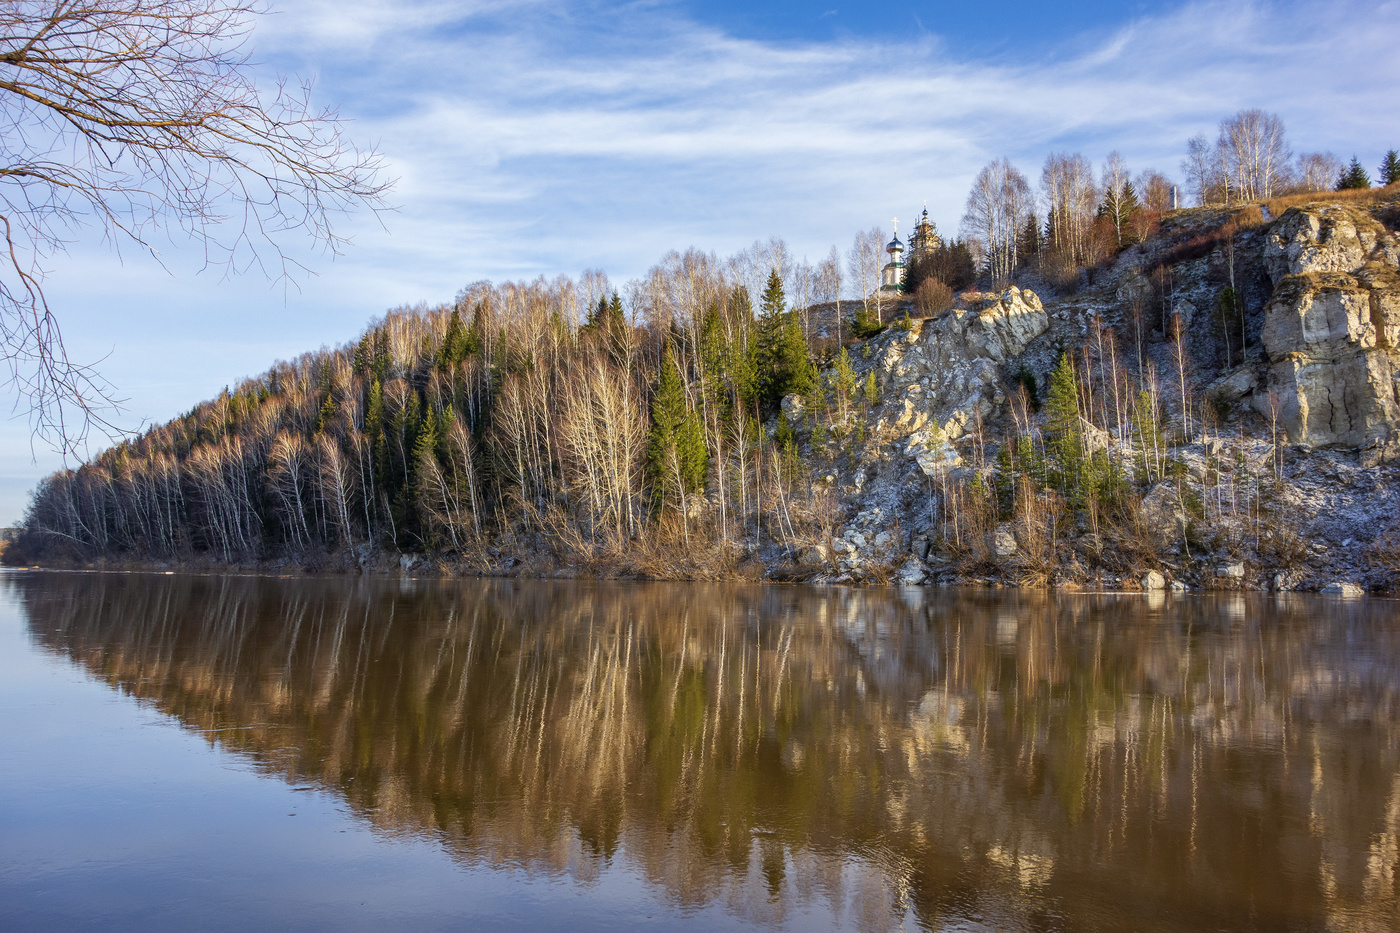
[1259,206,1400,463]
[1264,206,1400,283]
[877,287,1048,475]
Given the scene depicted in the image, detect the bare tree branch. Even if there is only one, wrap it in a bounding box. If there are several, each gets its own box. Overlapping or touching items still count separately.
[0,0,392,454]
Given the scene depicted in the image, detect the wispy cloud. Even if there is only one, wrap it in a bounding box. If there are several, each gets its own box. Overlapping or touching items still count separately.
[248,0,1400,287]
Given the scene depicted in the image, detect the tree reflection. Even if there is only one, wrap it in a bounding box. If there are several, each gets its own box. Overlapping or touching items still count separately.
[11,572,1400,932]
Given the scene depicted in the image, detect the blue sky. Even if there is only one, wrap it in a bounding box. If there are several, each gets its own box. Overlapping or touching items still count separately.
[3,0,1399,524]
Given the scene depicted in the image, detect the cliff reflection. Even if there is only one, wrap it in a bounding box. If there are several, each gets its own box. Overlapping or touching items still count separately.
[12,573,1400,932]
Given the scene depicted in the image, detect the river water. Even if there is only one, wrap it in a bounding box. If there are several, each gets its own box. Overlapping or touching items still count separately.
[1,570,1398,931]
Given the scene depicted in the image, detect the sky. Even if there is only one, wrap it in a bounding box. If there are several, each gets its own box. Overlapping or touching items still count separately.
[3,0,1399,524]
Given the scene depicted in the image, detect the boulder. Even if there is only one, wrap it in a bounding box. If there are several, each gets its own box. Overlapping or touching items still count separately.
[799,545,829,566]
[960,288,1050,363]
[1216,563,1246,579]
[1139,483,1187,535]
[989,524,1018,559]
[1141,570,1165,591]
[896,559,928,585]
[1210,368,1259,404]
[1169,580,1188,592]
[780,393,806,422]
[1321,581,1365,597]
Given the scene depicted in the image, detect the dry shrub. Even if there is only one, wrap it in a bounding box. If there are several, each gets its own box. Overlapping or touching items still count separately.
[937,473,999,575]
[1234,204,1266,228]
[1038,246,1082,292]
[1011,478,1063,587]
[1256,515,1308,569]
[915,278,953,317]
[1098,491,1168,575]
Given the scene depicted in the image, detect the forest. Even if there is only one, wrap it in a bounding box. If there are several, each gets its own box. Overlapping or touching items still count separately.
[10,109,1400,583]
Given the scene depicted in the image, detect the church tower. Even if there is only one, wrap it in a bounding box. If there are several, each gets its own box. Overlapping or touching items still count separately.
[907,205,941,262]
[880,221,905,293]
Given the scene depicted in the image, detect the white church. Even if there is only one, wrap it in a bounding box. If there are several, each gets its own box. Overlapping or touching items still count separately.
[880,207,942,293]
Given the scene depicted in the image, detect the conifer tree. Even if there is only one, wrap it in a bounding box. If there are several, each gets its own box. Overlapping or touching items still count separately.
[411,413,440,540]
[756,269,815,405]
[1018,213,1042,259]
[1379,149,1400,187]
[647,348,707,508]
[831,347,857,420]
[1336,156,1371,190]
[1044,353,1084,495]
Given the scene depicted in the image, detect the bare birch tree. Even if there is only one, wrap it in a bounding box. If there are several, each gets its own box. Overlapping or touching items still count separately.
[846,227,883,320]
[1218,109,1291,201]
[0,0,390,450]
[1295,152,1342,193]
[961,157,1032,283]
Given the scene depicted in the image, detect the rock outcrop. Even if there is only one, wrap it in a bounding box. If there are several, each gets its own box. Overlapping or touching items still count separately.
[875,288,1048,475]
[1260,206,1400,464]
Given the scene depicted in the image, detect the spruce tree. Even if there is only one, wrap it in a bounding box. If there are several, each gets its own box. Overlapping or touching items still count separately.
[1379,149,1400,187]
[1018,213,1042,259]
[756,268,814,405]
[831,346,857,418]
[1044,353,1084,496]
[647,348,707,506]
[1336,156,1371,190]
[411,413,440,540]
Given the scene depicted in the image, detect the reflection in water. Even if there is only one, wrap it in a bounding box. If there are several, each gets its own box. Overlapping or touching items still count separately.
[11,572,1400,931]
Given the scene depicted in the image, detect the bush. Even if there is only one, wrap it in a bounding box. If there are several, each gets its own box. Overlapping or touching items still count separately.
[849,305,885,339]
[914,278,953,317]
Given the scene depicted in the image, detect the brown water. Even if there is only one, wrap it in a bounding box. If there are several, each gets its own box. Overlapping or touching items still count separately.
[2,571,1399,931]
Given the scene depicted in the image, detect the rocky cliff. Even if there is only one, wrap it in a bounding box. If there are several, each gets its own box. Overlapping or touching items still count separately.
[1260,206,1400,464]
[807,190,1400,592]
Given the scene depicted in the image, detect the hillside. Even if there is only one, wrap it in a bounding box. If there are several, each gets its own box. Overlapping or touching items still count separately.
[9,184,1400,592]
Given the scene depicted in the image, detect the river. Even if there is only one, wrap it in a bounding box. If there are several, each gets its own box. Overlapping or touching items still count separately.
[1,570,1398,931]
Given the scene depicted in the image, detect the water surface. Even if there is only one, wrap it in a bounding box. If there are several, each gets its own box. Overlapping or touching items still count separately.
[2,571,1398,931]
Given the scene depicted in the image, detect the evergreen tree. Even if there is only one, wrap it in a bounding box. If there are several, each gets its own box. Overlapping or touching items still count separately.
[411,413,440,540]
[831,346,857,418]
[647,348,707,507]
[1336,156,1372,190]
[754,269,815,405]
[1379,149,1400,187]
[436,308,477,371]
[1017,213,1042,259]
[1099,181,1140,246]
[1043,353,1084,496]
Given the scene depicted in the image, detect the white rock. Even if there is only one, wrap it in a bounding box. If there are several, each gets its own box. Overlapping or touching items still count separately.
[1169,580,1188,592]
[990,525,1018,559]
[1321,581,1365,597]
[873,531,894,550]
[780,393,805,421]
[1141,570,1166,591]
[1216,563,1246,579]
[896,560,927,585]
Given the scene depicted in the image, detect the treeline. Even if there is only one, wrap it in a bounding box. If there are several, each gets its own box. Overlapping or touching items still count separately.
[958,108,1399,290]
[17,252,876,573]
